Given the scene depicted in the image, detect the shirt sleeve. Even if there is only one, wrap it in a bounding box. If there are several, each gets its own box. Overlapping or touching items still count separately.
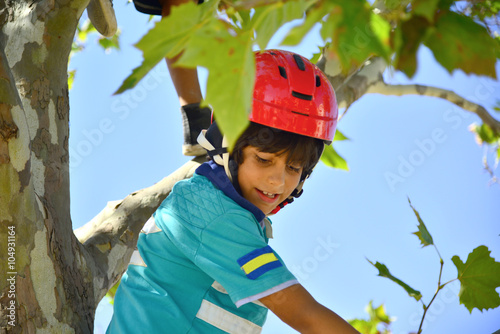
[194,212,298,306]
[157,204,297,307]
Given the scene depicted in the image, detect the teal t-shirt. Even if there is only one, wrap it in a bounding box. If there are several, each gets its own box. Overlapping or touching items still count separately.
[107,161,298,333]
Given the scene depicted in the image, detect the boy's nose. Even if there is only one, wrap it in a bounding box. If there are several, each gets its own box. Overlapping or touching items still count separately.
[268,166,286,190]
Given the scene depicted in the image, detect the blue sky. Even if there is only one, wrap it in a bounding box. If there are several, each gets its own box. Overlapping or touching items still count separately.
[70,2,500,333]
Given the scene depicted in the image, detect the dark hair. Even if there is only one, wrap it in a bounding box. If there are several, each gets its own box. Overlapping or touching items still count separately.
[231,122,324,179]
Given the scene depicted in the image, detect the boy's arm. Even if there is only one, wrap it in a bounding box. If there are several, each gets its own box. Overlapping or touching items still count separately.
[259,284,360,334]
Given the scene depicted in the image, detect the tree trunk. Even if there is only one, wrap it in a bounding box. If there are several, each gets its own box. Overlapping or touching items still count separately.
[0,0,96,332]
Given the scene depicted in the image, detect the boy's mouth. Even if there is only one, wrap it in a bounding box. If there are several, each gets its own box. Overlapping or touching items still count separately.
[256,189,279,203]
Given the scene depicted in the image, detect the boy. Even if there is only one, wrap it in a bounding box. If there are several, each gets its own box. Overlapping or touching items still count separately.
[87,0,211,156]
[106,50,359,333]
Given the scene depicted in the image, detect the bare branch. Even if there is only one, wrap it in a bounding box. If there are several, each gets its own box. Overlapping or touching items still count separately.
[366,81,500,134]
[75,156,206,304]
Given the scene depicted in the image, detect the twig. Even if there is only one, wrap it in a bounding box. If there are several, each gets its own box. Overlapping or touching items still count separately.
[417,243,445,333]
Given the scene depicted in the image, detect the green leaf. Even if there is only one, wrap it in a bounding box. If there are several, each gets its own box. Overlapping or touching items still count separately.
[384,0,404,10]
[68,69,76,91]
[333,129,349,142]
[175,23,255,149]
[408,197,434,247]
[77,19,97,42]
[310,47,322,64]
[349,300,393,334]
[105,280,120,305]
[470,123,499,145]
[320,144,348,170]
[98,31,121,52]
[369,12,392,58]
[251,0,310,50]
[452,245,500,312]
[368,259,423,301]
[394,15,430,77]
[366,301,392,324]
[115,1,207,94]
[412,0,440,22]
[320,0,392,73]
[424,11,498,79]
[348,318,376,334]
[282,1,333,46]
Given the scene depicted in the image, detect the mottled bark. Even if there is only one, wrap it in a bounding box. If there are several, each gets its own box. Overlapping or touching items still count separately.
[0,0,94,332]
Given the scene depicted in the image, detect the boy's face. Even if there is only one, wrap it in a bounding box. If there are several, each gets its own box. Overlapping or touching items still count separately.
[237,146,303,215]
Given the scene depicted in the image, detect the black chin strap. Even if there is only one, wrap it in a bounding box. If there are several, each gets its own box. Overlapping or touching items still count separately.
[228,159,242,195]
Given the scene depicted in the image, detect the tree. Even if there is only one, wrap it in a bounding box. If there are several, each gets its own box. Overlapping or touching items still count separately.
[1,0,499,332]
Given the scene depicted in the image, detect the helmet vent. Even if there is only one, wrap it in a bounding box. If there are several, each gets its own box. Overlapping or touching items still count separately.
[291,110,309,117]
[292,91,313,101]
[293,54,306,71]
[278,66,287,79]
[316,75,321,87]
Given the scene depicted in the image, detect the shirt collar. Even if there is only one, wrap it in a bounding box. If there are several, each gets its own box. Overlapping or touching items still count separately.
[195,161,266,222]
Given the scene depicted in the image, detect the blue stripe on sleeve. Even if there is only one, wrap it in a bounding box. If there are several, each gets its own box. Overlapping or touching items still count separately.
[237,245,274,266]
[246,261,283,280]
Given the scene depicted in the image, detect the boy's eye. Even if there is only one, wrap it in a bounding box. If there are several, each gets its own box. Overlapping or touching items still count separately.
[287,165,301,173]
[255,155,270,164]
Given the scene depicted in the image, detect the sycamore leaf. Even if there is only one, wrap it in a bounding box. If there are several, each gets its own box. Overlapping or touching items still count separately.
[333,129,349,142]
[68,69,76,91]
[412,0,440,22]
[251,0,310,50]
[98,30,121,52]
[175,21,255,149]
[368,259,422,301]
[310,47,322,64]
[469,123,500,145]
[452,245,500,312]
[321,144,348,170]
[320,0,392,73]
[116,0,253,147]
[369,12,392,58]
[408,197,434,247]
[366,301,392,324]
[115,1,208,94]
[349,301,393,334]
[424,11,498,79]
[394,15,430,77]
[384,0,404,10]
[282,1,334,46]
[105,280,120,305]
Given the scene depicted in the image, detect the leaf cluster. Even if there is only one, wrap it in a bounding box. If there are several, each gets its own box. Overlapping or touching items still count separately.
[116,0,499,156]
[349,301,394,334]
[368,198,500,333]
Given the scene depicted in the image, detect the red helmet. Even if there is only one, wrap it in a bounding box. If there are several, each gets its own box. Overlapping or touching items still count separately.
[250,50,338,143]
[197,50,338,216]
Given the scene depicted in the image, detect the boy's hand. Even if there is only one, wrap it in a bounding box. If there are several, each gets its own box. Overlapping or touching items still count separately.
[259,284,360,334]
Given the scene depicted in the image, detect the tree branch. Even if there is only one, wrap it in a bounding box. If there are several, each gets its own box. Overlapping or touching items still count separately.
[366,81,500,134]
[74,156,206,305]
[318,51,500,134]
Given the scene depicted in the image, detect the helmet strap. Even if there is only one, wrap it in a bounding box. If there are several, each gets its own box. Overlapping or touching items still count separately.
[197,129,238,187]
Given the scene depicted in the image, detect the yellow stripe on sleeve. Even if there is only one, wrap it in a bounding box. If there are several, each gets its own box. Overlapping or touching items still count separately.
[241,252,278,274]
